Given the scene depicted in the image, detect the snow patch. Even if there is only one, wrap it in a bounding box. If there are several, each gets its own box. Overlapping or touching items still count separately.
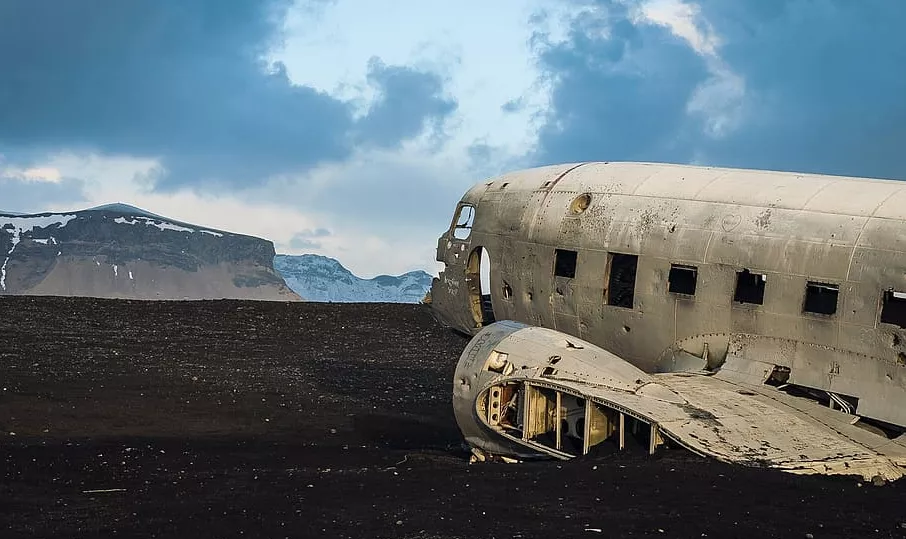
[0,228,21,290]
[128,270,134,280]
[0,214,77,235]
[1,214,76,290]
[33,238,49,245]
[114,216,222,236]
[113,265,118,277]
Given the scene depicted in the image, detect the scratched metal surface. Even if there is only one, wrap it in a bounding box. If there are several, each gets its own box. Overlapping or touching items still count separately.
[432,161,906,428]
[454,323,906,481]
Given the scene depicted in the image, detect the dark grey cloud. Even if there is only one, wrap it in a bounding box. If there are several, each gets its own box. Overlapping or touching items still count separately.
[530,1,710,167]
[467,139,533,180]
[0,177,87,214]
[296,227,331,238]
[288,236,323,250]
[530,0,906,180]
[501,97,526,114]
[0,1,457,189]
[288,227,331,248]
[693,0,906,179]
[355,58,457,150]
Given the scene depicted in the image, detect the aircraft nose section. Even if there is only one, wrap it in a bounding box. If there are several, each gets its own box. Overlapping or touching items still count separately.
[451,321,687,461]
[452,321,532,458]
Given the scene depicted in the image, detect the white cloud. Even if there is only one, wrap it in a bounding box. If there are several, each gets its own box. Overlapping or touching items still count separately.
[637,0,746,138]
[272,0,563,158]
[20,150,447,278]
[4,2,581,277]
[0,162,63,183]
[638,0,719,56]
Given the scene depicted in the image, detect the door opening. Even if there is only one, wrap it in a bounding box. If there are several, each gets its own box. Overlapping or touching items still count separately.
[467,247,496,327]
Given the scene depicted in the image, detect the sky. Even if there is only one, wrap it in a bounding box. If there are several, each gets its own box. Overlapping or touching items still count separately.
[1,0,905,277]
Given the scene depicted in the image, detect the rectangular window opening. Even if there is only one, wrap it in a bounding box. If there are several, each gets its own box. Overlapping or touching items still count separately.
[668,264,697,296]
[554,249,578,278]
[803,282,839,315]
[881,290,906,328]
[606,253,638,308]
[734,269,766,305]
[452,204,475,240]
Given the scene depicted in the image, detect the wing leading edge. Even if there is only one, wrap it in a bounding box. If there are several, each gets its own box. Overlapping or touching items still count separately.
[453,321,906,481]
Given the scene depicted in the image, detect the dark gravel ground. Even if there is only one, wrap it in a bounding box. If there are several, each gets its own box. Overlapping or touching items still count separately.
[1,296,905,539]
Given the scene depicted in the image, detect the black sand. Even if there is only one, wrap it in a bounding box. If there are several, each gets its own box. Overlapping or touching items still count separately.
[1,296,904,538]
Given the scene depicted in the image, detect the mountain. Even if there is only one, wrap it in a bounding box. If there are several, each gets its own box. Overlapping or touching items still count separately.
[0,206,300,301]
[274,254,433,303]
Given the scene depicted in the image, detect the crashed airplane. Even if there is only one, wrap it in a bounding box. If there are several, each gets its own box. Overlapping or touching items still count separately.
[430,161,906,481]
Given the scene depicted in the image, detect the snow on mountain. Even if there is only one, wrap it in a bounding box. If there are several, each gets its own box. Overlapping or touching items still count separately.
[274,254,433,303]
[87,203,169,219]
[0,205,299,300]
[0,213,77,290]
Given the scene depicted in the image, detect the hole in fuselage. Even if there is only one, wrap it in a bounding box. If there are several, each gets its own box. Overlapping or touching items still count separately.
[569,194,592,215]
[606,253,638,308]
[554,249,577,279]
[803,281,839,315]
[734,269,766,305]
[467,247,496,327]
[668,264,697,295]
[881,290,906,328]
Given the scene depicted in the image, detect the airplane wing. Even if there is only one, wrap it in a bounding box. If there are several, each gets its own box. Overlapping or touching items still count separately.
[453,321,906,482]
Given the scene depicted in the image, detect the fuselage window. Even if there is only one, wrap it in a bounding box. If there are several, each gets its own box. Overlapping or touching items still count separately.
[668,264,697,295]
[452,204,475,240]
[606,253,638,308]
[502,281,513,300]
[880,290,906,329]
[734,269,766,305]
[554,249,578,278]
[803,282,839,315]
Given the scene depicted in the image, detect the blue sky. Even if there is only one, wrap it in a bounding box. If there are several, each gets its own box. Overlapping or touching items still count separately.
[1,0,904,276]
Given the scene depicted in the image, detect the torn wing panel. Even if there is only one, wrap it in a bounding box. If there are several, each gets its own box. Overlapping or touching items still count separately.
[453,321,906,481]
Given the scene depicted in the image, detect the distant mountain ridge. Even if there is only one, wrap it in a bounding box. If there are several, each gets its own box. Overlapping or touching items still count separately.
[274,254,432,303]
[0,204,300,301]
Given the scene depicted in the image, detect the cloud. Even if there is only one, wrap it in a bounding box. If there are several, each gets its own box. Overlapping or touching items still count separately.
[288,227,331,250]
[355,58,457,149]
[501,97,527,113]
[0,0,457,189]
[273,0,560,160]
[530,0,710,166]
[0,164,63,183]
[691,0,906,179]
[259,145,471,231]
[299,227,332,238]
[0,176,87,214]
[288,237,323,250]
[529,0,906,180]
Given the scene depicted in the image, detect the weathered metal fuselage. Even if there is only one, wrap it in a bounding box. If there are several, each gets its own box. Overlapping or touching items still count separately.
[432,161,906,430]
[453,320,906,480]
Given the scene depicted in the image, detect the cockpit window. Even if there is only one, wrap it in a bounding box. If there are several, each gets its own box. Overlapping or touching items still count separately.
[452,204,475,240]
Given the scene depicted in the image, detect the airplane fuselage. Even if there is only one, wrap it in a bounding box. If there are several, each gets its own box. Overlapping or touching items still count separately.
[430,161,906,429]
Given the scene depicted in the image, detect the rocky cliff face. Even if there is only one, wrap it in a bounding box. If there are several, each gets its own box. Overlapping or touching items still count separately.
[0,205,300,301]
[274,254,432,303]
